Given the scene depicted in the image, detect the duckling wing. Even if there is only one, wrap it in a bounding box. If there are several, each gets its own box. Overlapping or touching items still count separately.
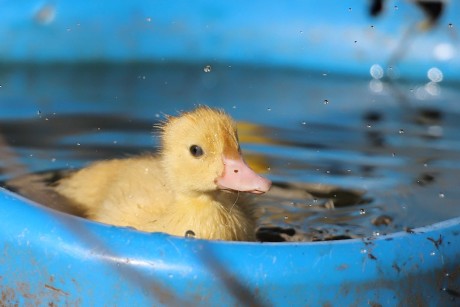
[56,156,174,229]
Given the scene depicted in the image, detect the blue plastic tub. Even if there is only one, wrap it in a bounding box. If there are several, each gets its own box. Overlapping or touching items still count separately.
[1,189,459,306]
[1,1,460,305]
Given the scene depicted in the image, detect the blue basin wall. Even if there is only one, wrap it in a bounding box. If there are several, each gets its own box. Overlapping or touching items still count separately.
[2,0,460,80]
[1,1,460,305]
[1,189,459,306]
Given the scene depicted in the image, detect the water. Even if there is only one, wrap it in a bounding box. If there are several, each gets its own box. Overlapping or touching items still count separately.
[1,63,460,241]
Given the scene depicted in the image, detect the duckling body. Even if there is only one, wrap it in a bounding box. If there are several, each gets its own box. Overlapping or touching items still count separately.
[56,107,271,241]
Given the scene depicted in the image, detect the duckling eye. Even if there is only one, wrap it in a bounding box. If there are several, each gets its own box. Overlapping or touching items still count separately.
[189,145,204,157]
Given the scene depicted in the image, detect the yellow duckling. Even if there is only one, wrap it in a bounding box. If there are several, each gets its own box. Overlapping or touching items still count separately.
[56,106,271,241]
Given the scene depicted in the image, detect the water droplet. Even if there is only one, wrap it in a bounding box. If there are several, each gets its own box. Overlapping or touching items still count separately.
[323,99,329,105]
[399,129,404,134]
[322,73,328,77]
[146,17,152,22]
[203,65,212,73]
[113,140,118,144]
[232,105,237,109]
[366,124,372,128]
[427,67,443,83]
[155,113,160,118]
[284,216,289,220]
[369,79,383,93]
[267,107,272,111]
[37,110,42,116]
[34,3,56,25]
[348,7,352,12]
[394,5,398,10]
[354,40,358,43]
[392,153,396,157]
[448,23,453,28]
[359,209,366,215]
[299,30,303,34]
[370,64,384,79]
[430,251,436,256]
[445,272,450,277]
[360,248,368,254]
[434,43,455,61]
[51,158,56,162]
[301,121,307,125]
[370,25,374,29]
[76,142,81,146]
[439,193,445,199]
[185,230,196,238]
[266,166,271,171]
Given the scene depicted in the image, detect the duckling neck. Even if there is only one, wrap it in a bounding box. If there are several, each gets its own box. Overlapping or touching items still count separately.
[167,192,255,241]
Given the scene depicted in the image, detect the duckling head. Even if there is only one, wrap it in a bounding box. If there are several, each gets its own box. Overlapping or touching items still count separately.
[160,106,271,196]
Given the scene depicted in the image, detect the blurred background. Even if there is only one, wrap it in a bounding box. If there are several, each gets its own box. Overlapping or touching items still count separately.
[1,0,460,240]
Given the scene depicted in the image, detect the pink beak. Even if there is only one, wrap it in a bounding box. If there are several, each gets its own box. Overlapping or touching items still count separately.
[216,156,271,194]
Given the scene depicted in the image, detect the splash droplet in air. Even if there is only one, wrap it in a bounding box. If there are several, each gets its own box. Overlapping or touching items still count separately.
[203,65,212,73]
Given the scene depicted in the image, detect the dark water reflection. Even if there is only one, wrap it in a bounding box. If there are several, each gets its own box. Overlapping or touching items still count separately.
[1,64,460,241]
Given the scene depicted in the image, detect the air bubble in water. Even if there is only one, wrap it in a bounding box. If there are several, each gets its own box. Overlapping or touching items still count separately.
[399,129,404,134]
[267,107,272,111]
[359,209,366,215]
[323,99,329,105]
[146,17,152,22]
[203,65,212,73]
[439,193,445,199]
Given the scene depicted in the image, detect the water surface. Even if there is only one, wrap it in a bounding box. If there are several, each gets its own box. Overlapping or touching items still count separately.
[1,64,459,241]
